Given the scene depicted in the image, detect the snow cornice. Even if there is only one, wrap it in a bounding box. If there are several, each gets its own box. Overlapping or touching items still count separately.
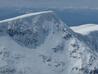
[0,11,53,23]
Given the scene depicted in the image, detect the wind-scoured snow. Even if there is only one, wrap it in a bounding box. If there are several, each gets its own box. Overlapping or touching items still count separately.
[71,24,98,35]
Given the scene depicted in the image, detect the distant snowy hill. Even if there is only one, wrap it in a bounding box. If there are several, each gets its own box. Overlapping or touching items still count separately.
[71,24,98,35]
[0,11,98,74]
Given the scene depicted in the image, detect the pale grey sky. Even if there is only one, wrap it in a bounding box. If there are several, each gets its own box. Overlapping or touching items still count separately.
[0,0,97,8]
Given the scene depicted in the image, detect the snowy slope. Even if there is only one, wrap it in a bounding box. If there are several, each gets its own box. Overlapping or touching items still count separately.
[0,11,98,74]
[71,24,98,54]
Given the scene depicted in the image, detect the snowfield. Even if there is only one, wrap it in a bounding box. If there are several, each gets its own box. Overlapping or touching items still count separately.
[0,11,98,74]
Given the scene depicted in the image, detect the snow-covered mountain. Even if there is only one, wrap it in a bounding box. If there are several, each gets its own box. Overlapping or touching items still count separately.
[0,11,98,74]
